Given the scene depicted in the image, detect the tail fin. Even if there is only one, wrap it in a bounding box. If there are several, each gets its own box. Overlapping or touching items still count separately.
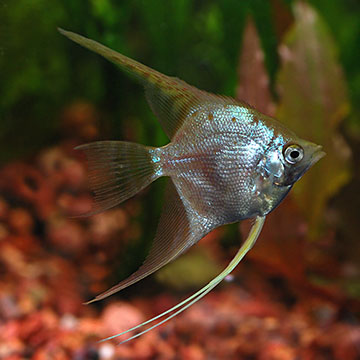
[76,141,160,216]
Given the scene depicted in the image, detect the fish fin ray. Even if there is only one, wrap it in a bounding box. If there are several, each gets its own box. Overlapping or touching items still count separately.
[98,216,266,343]
[86,178,205,303]
[59,28,241,139]
[76,141,157,217]
[144,78,207,138]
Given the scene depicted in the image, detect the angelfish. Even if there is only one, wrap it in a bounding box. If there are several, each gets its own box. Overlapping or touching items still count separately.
[59,28,325,343]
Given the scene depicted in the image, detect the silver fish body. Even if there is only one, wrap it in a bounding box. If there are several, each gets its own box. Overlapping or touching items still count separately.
[156,101,321,226]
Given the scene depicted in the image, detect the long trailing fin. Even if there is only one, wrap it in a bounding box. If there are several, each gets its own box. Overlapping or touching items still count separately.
[58,28,239,139]
[98,216,266,344]
[86,179,207,304]
[76,141,158,216]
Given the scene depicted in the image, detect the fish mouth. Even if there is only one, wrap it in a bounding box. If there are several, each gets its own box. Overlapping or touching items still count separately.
[309,145,326,167]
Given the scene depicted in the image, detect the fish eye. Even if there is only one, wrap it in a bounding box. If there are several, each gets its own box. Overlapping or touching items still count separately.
[283,144,304,164]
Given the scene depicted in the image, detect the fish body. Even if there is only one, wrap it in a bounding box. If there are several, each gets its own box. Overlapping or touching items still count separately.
[156,99,321,225]
[59,28,324,342]
[161,103,293,223]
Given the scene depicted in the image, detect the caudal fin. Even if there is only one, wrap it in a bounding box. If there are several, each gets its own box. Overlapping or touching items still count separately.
[76,141,160,216]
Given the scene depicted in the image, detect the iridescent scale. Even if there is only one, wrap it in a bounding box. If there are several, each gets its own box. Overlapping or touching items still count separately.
[161,102,290,226]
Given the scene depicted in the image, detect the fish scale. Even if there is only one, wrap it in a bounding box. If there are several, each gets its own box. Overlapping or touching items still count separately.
[59,28,325,343]
[162,104,272,222]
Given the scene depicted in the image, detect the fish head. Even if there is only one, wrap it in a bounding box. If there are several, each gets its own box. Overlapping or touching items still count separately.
[274,139,325,186]
[253,135,325,216]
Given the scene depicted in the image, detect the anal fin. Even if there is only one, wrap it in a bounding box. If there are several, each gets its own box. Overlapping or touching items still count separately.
[99,215,266,344]
[86,179,206,304]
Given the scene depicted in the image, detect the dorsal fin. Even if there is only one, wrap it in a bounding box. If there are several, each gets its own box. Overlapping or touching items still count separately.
[59,28,228,139]
[85,179,209,304]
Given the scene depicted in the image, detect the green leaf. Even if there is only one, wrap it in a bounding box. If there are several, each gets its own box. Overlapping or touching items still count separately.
[156,249,220,290]
[276,2,351,236]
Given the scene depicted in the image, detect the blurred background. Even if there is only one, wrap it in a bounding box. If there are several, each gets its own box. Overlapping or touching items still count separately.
[0,0,359,358]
